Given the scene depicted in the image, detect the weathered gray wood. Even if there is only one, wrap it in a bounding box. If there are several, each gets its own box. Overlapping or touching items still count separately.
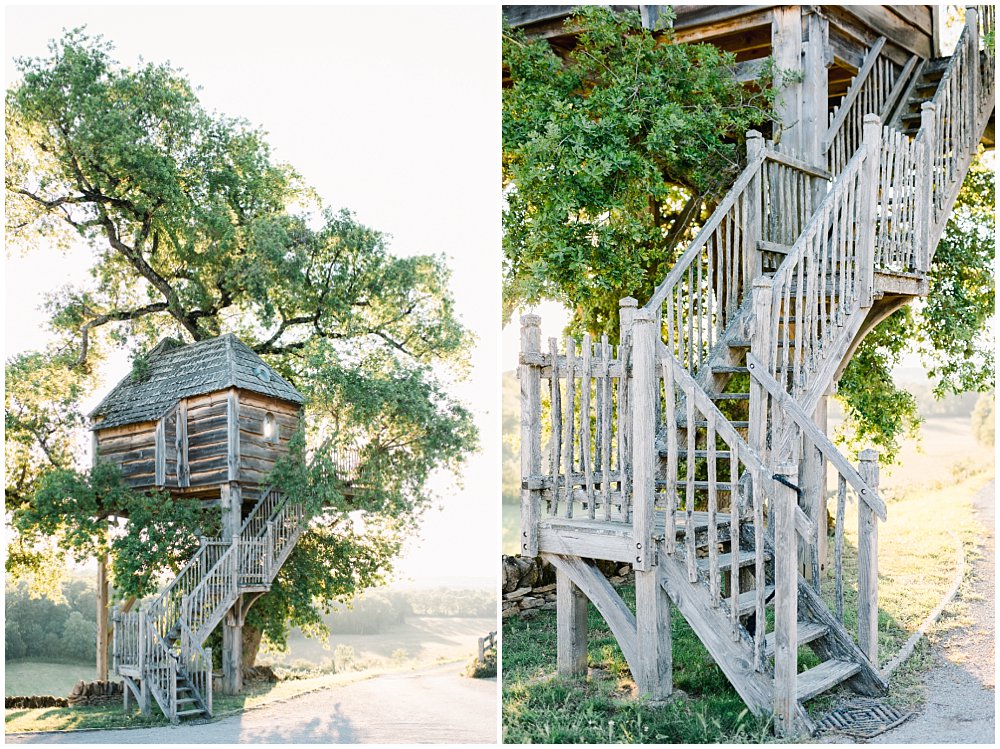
[635,564,671,700]
[684,381,697,583]
[661,358,677,553]
[835,474,846,622]
[772,6,804,157]
[176,399,190,487]
[563,335,576,518]
[772,462,799,737]
[544,553,639,683]
[520,315,542,555]
[154,417,166,487]
[632,310,657,572]
[618,297,636,520]
[580,333,594,518]
[97,548,109,681]
[226,389,240,483]
[707,420,720,605]
[797,659,861,702]
[600,335,612,521]
[537,523,634,562]
[916,102,936,271]
[549,336,562,517]
[857,448,880,664]
[556,568,588,677]
[824,37,886,152]
[221,597,243,695]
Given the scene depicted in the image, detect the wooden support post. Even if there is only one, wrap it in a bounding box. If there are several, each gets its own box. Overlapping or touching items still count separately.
[813,394,830,574]
[635,564,672,701]
[176,398,190,487]
[221,482,244,695]
[858,114,881,307]
[917,102,936,270]
[632,309,657,572]
[556,568,588,677]
[96,549,109,682]
[227,388,241,483]
[745,130,765,282]
[857,448,880,664]
[520,314,542,557]
[772,6,804,158]
[802,8,831,185]
[772,462,799,737]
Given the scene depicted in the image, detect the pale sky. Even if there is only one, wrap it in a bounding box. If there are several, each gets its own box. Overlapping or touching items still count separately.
[4,4,500,586]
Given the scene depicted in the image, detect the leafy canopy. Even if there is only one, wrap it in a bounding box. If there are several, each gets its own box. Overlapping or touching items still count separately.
[6,29,477,657]
[503,6,781,333]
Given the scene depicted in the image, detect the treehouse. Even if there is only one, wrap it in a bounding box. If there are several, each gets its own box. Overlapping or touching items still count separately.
[90,333,303,505]
[96,334,340,722]
[512,4,994,737]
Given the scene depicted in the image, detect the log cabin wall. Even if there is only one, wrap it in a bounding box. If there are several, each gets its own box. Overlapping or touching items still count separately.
[236,391,300,488]
[94,422,158,489]
[183,391,230,489]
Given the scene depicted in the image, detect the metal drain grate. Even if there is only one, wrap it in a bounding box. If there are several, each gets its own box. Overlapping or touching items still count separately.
[816,698,913,739]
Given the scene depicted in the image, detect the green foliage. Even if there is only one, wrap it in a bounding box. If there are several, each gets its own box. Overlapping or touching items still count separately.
[503,6,781,332]
[129,353,150,383]
[971,392,995,447]
[6,29,476,661]
[465,650,496,678]
[5,579,98,663]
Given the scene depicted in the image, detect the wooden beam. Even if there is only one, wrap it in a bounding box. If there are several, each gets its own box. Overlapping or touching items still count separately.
[771,462,799,737]
[857,449,880,664]
[154,418,166,487]
[96,549,109,682]
[177,399,190,488]
[227,389,240,483]
[556,568,589,677]
[772,6,804,157]
[635,564,671,700]
[520,315,542,556]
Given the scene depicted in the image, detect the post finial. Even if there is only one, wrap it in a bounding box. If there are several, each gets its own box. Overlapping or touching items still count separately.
[619,296,638,309]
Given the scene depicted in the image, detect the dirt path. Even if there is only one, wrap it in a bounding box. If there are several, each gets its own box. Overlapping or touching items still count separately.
[870,479,995,744]
[6,663,498,744]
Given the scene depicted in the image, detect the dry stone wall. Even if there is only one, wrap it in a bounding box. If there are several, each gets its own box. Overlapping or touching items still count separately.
[502,555,634,620]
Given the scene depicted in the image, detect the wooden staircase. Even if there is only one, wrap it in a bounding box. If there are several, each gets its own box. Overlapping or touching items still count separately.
[518,6,994,737]
[111,488,305,722]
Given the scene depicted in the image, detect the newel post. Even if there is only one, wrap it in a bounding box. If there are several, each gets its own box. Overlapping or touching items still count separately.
[772,462,799,737]
[631,309,657,572]
[917,102,936,270]
[857,448,880,664]
[748,277,775,460]
[618,297,638,518]
[858,114,881,307]
[745,130,765,283]
[519,314,542,557]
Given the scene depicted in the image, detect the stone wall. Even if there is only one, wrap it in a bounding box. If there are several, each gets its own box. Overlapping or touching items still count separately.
[67,679,123,706]
[502,555,634,620]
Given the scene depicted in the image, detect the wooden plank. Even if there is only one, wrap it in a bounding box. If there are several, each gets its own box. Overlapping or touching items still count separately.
[764,148,833,180]
[537,523,633,562]
[520,316,543,554]
[797,659,861,702]
[764,620,830,656]
[632,311,657,571]
[556,569,588,677]
[154,418,166,487]
[227,389,240,483]
[837,6,933,59]
[580,334,594,518]
[176,399,190,488]
[600,335,612,522]
[549,337,561,517]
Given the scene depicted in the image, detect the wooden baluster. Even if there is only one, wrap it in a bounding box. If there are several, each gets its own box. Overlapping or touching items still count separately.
[549,337,561,517]
[662,358,677,554]
[581,334,594,519]
[619,298,636,521]
[858,115,881,308]
[684,382,697,583]
[729,448,740,639]
[707,420,719,605]
[917,102,936,270]
[564,336,576,518]
[601,335,612,521]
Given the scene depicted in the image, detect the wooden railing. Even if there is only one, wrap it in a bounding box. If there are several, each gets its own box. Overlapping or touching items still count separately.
[518,314,631,551]
[145,539,229,647]
[874,127,925,272]
[477,631,497,663]
[646,134,829,380]
[824,37,914,175]
[177,618,212,717]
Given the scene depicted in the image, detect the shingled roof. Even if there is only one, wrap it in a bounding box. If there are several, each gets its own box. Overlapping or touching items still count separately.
[89,334,304,430]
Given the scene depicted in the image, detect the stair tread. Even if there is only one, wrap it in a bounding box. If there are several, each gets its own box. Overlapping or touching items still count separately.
[763,620,830,656]
[796,659,861,702]
[697,547,762,572]
[724,585,775,616]
[672,511,733,534]
[176,708,208,717]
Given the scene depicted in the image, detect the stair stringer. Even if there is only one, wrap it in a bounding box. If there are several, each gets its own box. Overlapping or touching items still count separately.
[657,549,813,734]
[543,553,640,682]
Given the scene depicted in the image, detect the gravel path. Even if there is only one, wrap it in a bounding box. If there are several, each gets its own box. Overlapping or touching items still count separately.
[6,663,498,744]
[870,479,995,744]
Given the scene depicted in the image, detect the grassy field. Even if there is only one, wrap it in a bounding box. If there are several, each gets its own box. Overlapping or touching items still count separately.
[258,616,495,671]
[4,662,94,698]
[502,412,994,742]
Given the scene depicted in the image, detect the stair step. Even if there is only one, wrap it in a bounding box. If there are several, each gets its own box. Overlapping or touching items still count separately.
[176,697,199,706]
[672,511,733,535]
[676,419,750,429]
[176,708,208,718]
[763,621,830,656]
[697,547,763,573]
[796,659,861,702]
[724,585,775,616]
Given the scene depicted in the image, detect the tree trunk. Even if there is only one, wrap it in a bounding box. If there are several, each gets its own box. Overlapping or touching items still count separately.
[242,624,263,671]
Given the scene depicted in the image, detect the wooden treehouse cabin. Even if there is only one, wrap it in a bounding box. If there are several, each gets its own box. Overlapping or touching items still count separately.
[94,334,353,722]
[513,4,995,737]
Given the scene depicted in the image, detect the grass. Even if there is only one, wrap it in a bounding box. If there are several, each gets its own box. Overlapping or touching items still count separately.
[4,661,94,698]
[502,418,994,742]
[6,615,490,734]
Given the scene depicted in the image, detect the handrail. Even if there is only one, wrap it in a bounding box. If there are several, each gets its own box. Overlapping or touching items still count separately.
[746,353,886,520]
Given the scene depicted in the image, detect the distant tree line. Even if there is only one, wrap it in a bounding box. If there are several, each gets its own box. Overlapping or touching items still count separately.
[327,588,495,635]
[5,580,97,662]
